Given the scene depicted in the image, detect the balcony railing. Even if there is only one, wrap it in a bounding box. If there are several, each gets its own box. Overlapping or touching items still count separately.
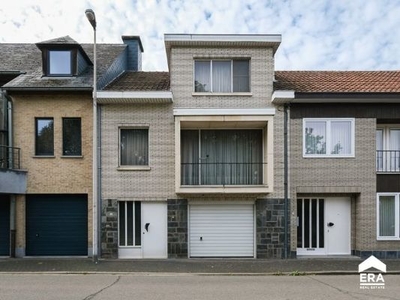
[181,162,265,186]
[0,146,21,170]
[376,150,400,173]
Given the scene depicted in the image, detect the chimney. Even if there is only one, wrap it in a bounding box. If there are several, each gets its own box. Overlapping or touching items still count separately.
[122,36,144,71]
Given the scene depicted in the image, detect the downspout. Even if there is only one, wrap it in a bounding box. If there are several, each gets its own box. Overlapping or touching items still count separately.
[97,104,102,258]
[7,94,16,258]
[283,103,289,259]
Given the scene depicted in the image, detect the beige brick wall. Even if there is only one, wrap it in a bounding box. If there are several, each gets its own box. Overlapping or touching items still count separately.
[170,47,275,108]
[289,117,397,252]
[12,93,93,248]
[101,103,175,200]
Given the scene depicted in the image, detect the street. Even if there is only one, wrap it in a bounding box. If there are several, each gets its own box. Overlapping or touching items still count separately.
[0,274,399,300]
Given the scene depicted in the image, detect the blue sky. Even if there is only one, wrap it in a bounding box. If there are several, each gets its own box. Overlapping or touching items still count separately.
[1,0,400,71]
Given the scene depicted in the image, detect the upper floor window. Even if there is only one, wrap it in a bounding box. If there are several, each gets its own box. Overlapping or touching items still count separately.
[35,118,54,156]
[303,118,355,158]
[181,129,263,185]
[63,118,81,156]
[48,50,72,76]
[120,128,149,166]
[376,126,400,172]
[377,193,400,240]
[194,59,250,93]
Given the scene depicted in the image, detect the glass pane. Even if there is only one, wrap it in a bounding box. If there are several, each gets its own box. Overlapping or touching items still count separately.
[212,61,231,92]
[233,60,249,92]
[63,118,81,155]
[297,199,302,248]
[319,199,324,248]
[200,129,262,185]
[376,130,384,171]
[305,121,326,154]
[379,196,395,237]
[389,129,400,171]
[181,130,199,185]
[135,202,141,246]
[119,202,125,246]
[36,119,54,155]
[127,202,133,246]
[304,199,310,248]
[49,51,71,75]
[120,129,148,165]
[311,199,317,248]
[194,61,210,92]
[330,121,352,155]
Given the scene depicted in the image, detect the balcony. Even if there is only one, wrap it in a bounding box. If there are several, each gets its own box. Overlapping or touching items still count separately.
[181,162,266,186]
[376,150,400,173]
[0,145,21,170]
[0,145,27,194]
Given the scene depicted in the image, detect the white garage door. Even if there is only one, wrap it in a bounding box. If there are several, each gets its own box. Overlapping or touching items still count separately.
[189,204,254,257]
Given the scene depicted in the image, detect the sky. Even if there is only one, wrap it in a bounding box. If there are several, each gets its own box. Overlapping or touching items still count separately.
[1,0,400,71]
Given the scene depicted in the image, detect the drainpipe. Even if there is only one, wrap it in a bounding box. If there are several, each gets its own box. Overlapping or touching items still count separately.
[7,95,16,258]
[97,104,102,258]
[284,103,289,259]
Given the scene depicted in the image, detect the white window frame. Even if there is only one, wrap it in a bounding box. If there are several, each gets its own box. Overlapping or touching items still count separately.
[118,201,142,247]
[376,125,400,172]
[303,118,355,158]
[193,59,250,93]
[118,126,150,170]
[377,193,400,240]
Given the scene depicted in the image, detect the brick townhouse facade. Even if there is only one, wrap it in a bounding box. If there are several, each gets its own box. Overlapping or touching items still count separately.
[1,32,400,259]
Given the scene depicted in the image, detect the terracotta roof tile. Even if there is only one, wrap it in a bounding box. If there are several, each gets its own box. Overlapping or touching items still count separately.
[105,71,170,91]
[274,71,400,93]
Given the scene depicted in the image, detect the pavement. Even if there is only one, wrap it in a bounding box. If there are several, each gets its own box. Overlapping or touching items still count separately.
[1,257,400,275]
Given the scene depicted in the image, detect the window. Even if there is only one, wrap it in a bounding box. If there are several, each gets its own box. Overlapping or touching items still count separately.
[35,118,54,156]
[181,129,263,185]
[48,50,72,75]
[303,118,355,157]
[119,201,141,246]
[377,194,400,240]
[120,128,149,166]
[63,118,81,156]
[376,126,400,172]
[194,59,250,93]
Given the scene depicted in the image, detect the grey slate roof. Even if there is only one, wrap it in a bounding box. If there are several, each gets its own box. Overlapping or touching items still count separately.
[105,71,170,91]
[1,37,126,90]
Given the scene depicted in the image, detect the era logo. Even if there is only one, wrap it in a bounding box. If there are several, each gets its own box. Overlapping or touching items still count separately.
[358,255,386,289]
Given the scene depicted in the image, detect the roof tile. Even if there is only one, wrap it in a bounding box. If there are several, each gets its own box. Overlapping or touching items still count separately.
[105,71,170,91]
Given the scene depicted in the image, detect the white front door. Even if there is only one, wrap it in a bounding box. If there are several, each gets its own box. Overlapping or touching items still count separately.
[297,197,351,256]
[118,201,167,259]
[325,197,351,255]
[142,202,167,258]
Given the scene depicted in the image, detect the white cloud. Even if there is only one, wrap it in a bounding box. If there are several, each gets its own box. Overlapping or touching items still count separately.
[0,0,399,71]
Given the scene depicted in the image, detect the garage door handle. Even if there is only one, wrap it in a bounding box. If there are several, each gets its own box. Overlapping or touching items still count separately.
[35,233,39,237]
[200,237,203,241]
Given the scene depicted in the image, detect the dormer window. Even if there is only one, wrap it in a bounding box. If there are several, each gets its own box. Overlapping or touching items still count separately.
[48,50,72,75]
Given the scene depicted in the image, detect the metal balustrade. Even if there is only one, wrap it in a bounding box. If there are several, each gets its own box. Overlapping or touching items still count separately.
[0,145,21,170]
[181,162,265,185]
[376,150,400,172]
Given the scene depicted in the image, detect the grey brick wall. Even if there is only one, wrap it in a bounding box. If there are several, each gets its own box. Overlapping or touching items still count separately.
[289,116,398,253]
[101,199,118,258]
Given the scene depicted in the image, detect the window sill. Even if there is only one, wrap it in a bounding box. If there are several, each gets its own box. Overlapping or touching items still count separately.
[303,155,355,159]
[61,155,83,159]
[32,155,55,159]
[377,237,400,241]
[192,92,252,97]
[117,166,151,171]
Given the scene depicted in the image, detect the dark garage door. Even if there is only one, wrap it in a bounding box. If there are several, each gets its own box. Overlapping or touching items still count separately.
[0,196,10,256]
[26,194,88,256]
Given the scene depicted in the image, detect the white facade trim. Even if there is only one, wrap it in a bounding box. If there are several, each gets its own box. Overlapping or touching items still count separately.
[164,34,281,43]
[271,90,295,104]
[173,108,275,116]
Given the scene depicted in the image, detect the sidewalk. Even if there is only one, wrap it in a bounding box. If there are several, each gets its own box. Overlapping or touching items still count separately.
[1,257,400,275]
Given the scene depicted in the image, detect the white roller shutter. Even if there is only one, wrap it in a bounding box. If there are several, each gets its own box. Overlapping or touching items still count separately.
[189,204,254,257]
